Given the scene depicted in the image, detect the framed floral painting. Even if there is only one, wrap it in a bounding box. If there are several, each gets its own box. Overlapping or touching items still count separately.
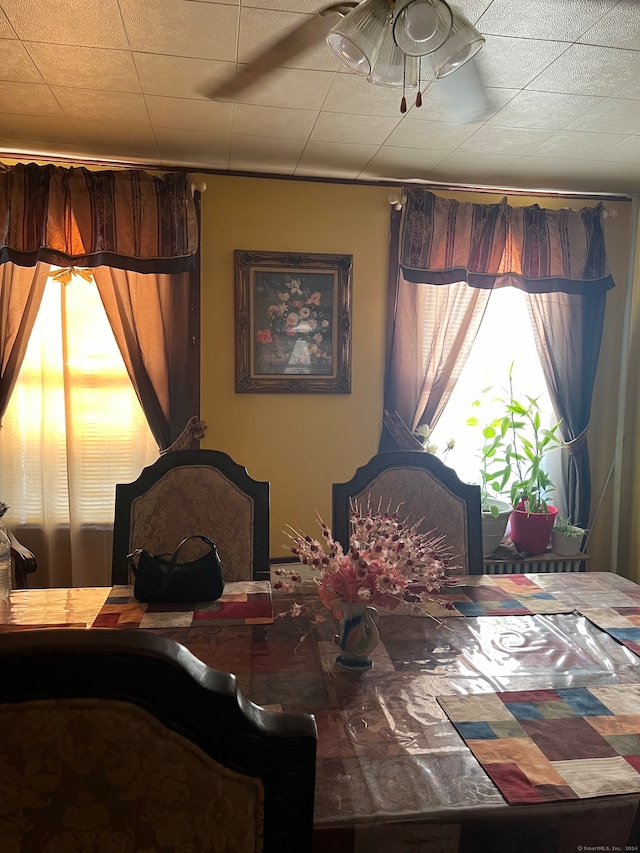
[234,250,353,393]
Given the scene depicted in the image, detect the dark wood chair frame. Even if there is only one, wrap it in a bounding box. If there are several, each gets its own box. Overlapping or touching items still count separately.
[7,529,37,589]
[0,629,317,853]
[332,450,484,574]
[112,449,270,585]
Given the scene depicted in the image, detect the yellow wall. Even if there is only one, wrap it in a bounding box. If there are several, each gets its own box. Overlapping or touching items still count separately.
[199,174,633,566]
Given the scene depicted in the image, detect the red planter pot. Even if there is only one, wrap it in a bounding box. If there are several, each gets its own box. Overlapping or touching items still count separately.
[509,505,558,555]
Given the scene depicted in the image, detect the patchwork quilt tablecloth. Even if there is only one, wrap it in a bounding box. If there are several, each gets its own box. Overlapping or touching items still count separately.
[577,606,640,656]
[410,574,573,618]
[438,685,640,804]
[91,581,273,628]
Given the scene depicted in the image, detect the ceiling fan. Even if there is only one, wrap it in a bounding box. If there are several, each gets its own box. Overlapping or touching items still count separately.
[202,0,491,122]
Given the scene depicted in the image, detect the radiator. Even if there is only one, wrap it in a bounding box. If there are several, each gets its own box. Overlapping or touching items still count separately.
[483,553,588,575]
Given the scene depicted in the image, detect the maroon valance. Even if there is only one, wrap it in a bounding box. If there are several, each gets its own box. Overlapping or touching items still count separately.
[400,188,615,294]
[0,164,198,273]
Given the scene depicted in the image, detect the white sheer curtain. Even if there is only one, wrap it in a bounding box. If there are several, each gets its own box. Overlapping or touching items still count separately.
[0,270,158,588]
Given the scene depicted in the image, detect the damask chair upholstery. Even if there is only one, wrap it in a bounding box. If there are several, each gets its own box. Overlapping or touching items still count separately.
[332,450,483,574]
[0,629,317,853]
[112,449,270,585]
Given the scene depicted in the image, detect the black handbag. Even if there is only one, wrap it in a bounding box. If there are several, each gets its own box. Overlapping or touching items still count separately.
[128,535,225,603]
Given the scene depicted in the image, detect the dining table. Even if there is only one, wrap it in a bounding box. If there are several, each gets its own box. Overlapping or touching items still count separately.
[2,570,640,853]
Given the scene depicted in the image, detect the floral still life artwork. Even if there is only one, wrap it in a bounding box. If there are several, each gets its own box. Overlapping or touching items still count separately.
[254,271,334,376]
[275,500,460,669]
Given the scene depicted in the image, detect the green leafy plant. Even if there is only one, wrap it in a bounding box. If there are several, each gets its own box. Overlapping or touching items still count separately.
[467,401,510,516]
[552,516,587,538]
[501,364,562,515]
[467,365,562,516]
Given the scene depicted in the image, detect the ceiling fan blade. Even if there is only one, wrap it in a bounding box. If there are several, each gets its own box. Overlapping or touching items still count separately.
[203,3,358,100]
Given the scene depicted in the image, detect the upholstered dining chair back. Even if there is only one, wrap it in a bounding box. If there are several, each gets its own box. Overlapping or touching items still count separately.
[112,449,270,585]
[332,451,483,574]
[0,630,317,853]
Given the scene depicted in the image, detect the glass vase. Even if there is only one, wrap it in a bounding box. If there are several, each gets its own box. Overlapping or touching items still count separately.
[335,601,379,671]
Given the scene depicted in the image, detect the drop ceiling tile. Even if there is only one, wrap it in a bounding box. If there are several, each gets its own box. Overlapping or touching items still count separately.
[593,137,640,164]
[118,0,238,60]
[69,120,159,159]
[0,81,63,116]
[0,113,76,143]
[458,125,554,156]
[454,0,495,24]
[387,118,480,151]
[474,34,570,89]
[432,65,516,124]
[238,8,339,71]
[134,53,233,100]
[323,74,408,118]
[230,67,335,110]
[51,88,150,125]
[423,151,523,187]
[512,154,636,194]
[25,43,140,93]
[488,90,604,129]
[566,98,640,135]
[295,140,380,178]
[155,126,231,168]
[145,95,233,132]
[530,44,640,96]
[311,111,400,145]
[0,39,42,83]
[477,0,617,40]
[533,130,629,159]
[233,103,316,139]
[0,0,128,48]
[358,146,447,181]
[230,134,305,173]
[0,8,15,38]
[614,78,640,100]
[241,0,326,11]
[578,0,640,50]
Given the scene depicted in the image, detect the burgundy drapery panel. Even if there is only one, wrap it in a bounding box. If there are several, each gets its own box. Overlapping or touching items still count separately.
[383,188,615,525]
[0,262,49,420]
[93,267,195,451]
[0,163,200,449]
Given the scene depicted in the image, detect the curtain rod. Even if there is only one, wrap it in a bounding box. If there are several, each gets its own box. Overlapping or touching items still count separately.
[388,191,619,215]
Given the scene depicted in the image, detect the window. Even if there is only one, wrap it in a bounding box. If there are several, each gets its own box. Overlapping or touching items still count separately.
[428,287,562,508]
[0,269,158,586]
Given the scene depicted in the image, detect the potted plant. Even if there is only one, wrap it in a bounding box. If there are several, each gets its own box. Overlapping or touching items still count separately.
[467,405,512,557]
[500,367,562,555]
[551,516,587,557]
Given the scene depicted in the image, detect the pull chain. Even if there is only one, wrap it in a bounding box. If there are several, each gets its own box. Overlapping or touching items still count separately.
[416,57,422,108]
[400,54,407,113]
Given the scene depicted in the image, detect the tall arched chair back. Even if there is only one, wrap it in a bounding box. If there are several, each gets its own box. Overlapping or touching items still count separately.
[332,451,483,574]
[112,449,270,585]
[0,629,316,853]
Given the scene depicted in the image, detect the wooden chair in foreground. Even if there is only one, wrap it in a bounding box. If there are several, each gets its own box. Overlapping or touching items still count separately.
[0,629,317,853]
[332,450,484,574]
[112,449,270,585]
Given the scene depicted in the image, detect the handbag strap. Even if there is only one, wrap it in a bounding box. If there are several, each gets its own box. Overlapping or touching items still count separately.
[129,535,217,596]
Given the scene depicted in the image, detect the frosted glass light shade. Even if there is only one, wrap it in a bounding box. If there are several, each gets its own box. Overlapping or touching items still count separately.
[392,0,452,58]
[326,0,391,75]
[428,5,485,78]
[368,26,419,86]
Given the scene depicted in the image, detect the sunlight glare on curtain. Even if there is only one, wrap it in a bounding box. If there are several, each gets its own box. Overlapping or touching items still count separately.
[0,270,158,587]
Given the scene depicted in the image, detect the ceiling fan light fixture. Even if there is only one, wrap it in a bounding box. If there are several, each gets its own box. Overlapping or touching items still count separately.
[368,33,419,87]
[326,0,390,75]
[428,5,485,78]
[392,0,452,58]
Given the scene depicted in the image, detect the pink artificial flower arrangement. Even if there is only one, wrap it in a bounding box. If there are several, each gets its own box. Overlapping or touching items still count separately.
[277,499,459,617]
